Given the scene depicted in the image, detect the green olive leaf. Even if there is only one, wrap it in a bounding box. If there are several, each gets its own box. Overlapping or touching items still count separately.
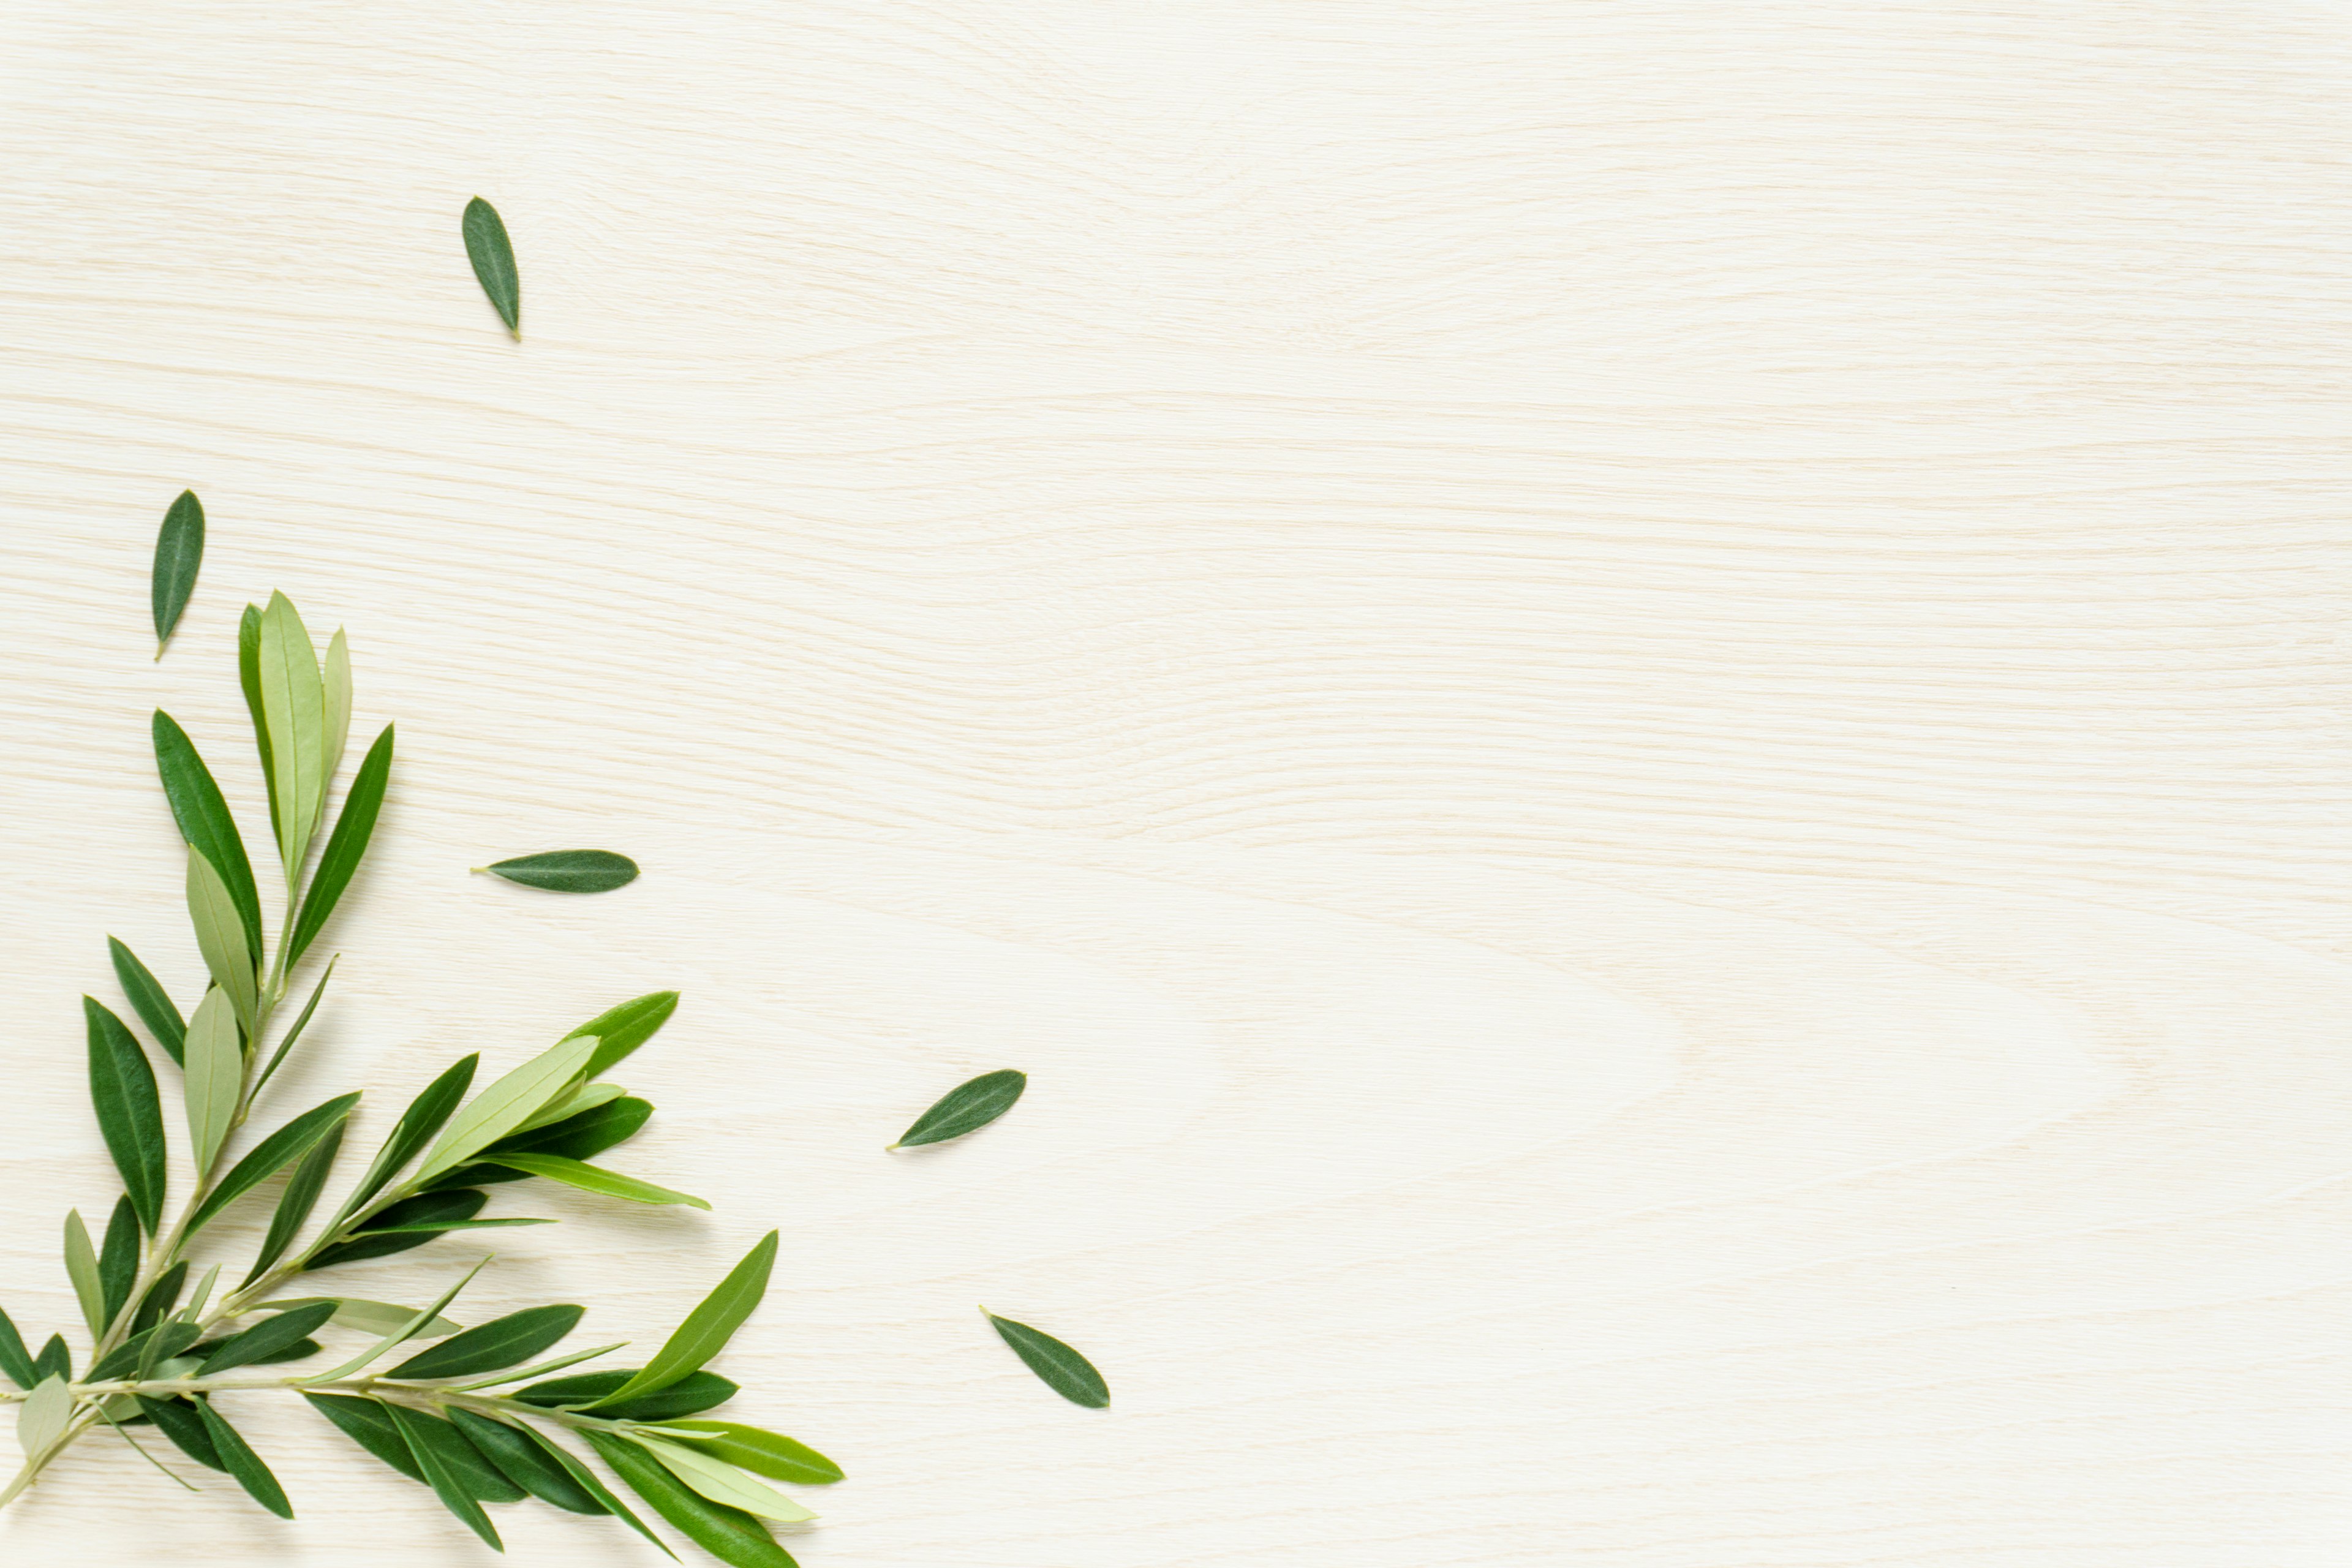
[258,1298,459,1340]
[585,1430,792,1568]
[151,489,204,656]
[288,725,391,967]
[891,1068,1027,1150]
[654,1422,842,1485]
[17,1376,71,1459]
[195,1299,336,1375]
[566,990,679,1078]
[193,1399,295,1517]
[84,997,166,1234]
[385,1402,502,1546]
[417,1035,597,1180]
[985,1310,1110,1408]
[187,1092,361,1237]
[107,937,186,1066]
[461,197,521,339]
[385,1303,583,1380]
[635,1434,815,1521]
[151,710,262,958]
[580,1232,775,1412]
[183,987,241,1177]
[239,1118,345,1286]
[480,1152,709,1210]
[184,848,257,1030]
[258,590,326,878]
[62,1210,104,1338]
[477,850,639,894]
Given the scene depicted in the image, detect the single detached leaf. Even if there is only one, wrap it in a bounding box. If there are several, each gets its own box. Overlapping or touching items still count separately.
[891,1068,1027,1150]
[586,1430,798,1568]
[107,937,186,1066]
[417,1035,598,1180]
[0,1305,36,1390]
[31,1336,70,1384]
[152,489,205,653]
[288,724,391,966]
[195,1299,336,1375]
[568,990,680,1079]
[636,1436,815,1521]
[462,197,521,339]
[138,1396,227,1471]
[516,1424,675,1556]
[583,1232,775,1412]
[85,997,167,1235]
[428,1095,651,1191]
[241,1113,345,1285]
[186,847,258,1029]
[238,604,281,848]
[253,955,337,1097]
[99,1196,140,1324]
[193,1399,295,1517]
[387,1303,583,1380]
[307,1189,488,1270]
[303,1392,426,1483]
[655,1423,842,1485]
[482,1152,709,1210]
[346,1054,478,1210]
[986,1311,1110,1408]
[151,709,263,958]
[262,1298,459,1339]
[17,1376,70,1459]
[184,986,242,1177]
[259,590,326,877]
[322,627,352,784]
[478,850,639,894]
[514,1368,737,1422]
[386,1402,503,1547]
[187,1091,361,1237]
[62,1211,105,1338]
[447,1408,605,1513]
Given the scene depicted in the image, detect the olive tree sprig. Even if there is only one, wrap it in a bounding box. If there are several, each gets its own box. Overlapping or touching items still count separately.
[3,598,835,1567]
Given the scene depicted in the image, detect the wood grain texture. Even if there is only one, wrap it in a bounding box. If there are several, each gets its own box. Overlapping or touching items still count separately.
[3,2,2350,1562]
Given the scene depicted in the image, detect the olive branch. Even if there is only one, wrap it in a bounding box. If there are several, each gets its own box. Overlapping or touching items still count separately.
[2,594,832,1565]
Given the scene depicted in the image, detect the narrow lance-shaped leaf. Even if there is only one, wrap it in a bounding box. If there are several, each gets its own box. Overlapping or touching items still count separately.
[287,725,391,965]
[445,1408,606,1513]
[462,197,521,339]
[194,1300,337,1376]
[392,1408,527,1503]
[107,937,186,1066]
[416,1035,596,1180]
[302,1392,428,1483]
[482,1152,709,1210]
[307,1189,489,1270]
[0,1305,37,1389]
[17,1376,70,1460]
[986,1310,1110,1408]
[385,1402,501,1548]
[514,1368,737,1422]
[511,1079,626,1137]
[585,1430,794,1568]
[635,1435,815,1522]
[439,1338,623,1391]
[253,954,335,1098]
[130,1259,190,1336]
[657,1422,843,1485]
[151,709,262,958]
[240,1118,345,1285]
[322,627,351,783]
[386,1303,582,1380]
[891,1068,1027,1150]
[303,1257,488,1382]
[99,1196,140,1325]
[584,1232,776,1412]
[192,1400,295,1518]
[136,1396,225,1472]
[258,590,326,877]
[477,850,639,893]
[343,1054,477,1213]
[184,987,241,1177]
[62,1210,105,1338]
[187,1092,361,1236]
[568,990,680,1079]
[185,848,257,1030]
[151,489,204,656]
[85,997,166,1234]
[238,604,281,848]
[426,1095,650,1191]
[260,1298,460,1339]
[516,1424,675,1558]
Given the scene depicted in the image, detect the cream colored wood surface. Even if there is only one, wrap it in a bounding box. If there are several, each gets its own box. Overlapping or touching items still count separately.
[4,4,2350,1564]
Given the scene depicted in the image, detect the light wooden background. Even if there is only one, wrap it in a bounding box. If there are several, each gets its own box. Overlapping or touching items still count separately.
[3,4,2350,1564]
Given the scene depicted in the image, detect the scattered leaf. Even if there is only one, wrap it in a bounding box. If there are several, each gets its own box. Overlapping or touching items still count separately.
[478,850,639,894]
[462,197,521,339]
[891,1069,1027,1150]
[986,1311,1110,1408]
[151,490,205,656]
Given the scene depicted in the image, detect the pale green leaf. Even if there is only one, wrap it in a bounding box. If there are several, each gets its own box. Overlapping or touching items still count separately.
[62,1211,104,1338]
[183,987,241,1177]
[303,1257,489,1383]
[416,1035,597,1181]
[258,590,326,877]
[186,848,257,1029]
[635,1435,815,1522]
[513,1079,625,1137]
[17,1376,70,1459]
[259,1297,461,1339]
[321,628,350,787]
[482,1152,709,1210]
[583,1232,775,1412]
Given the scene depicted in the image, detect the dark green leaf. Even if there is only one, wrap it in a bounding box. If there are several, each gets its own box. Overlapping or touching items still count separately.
[134,1320,203,1379]
[462,197,521,339]
[150,709,262,959]
[306,1189,486,1270]
[0,1306,34,1389]
[388,1304,582,1380]
[891,1068,1026,1150]
[355,1218,553,1235]
[85,998,166,1234]
[513,1368,738,1422]
[386,1401,504,1547]
[481,1153,707,1209]
[252,955,336,1098]
[288,725,392,966]
[241,1119,344,1286]
[303,1392,426,1483]
[348,1055,479,1208]
[31,1335,69,1384]
[138,1396,227,1472]
[430,1096,652,1190]
[194,1398,295,1517]
[986,1311,1110,1408]
[479,850,639,894]
[152,489,205,652]
[586,1431,796,1568]
[99,1196,140,1322]
[398,1405,527,1503]
[187,1092,361,1237]
[584,1232,775,1412]
[572,991,680,1079]
[196,1300,337,1375]
[107,937,186,1066]
[514,1423,673,1556]
[238,603,282,848]
[447,1409,605,1513]
[130,1260,190,1336]
[657,1422,843,1485]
